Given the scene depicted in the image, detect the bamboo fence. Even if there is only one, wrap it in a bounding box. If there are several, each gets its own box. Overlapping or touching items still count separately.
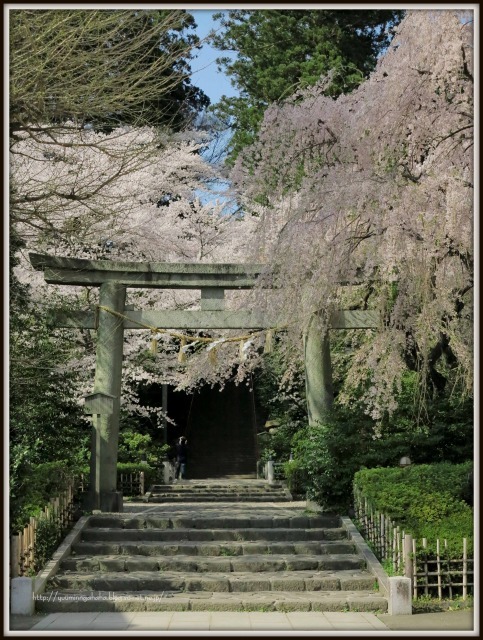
[259,462,286,480]
[10,480,77,578]
[79,470,146,496]
[118,471,145,496]
[353,484,473,599]
[10,471,146,578]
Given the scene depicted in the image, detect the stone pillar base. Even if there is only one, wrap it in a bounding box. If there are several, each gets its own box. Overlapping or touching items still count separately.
[100,490,123,512]
[163,461,174,484]
[11,577,35,615]
[388,576,412,615]
[267,460,275,484]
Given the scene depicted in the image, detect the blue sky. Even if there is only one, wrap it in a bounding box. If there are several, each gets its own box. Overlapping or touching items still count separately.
[188,10,239,104]
[186,11,238,202]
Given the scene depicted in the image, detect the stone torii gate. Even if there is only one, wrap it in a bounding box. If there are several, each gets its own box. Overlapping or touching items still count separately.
[30,252,379,511]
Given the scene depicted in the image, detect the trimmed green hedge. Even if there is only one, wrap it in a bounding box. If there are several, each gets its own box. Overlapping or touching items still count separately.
[117,462,160,490]
[78,462,161,494]
[354,462,473,556]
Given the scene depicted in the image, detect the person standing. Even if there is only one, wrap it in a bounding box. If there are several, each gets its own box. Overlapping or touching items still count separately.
[174,436,188,481]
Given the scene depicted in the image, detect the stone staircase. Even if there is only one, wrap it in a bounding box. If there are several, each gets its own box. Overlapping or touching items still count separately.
[145,479,292,503]
[36,493,387,614]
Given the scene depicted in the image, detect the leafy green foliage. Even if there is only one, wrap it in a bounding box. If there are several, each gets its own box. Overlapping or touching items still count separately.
[117,428,169,466]
[292,419,361,512]
[210,9,404,164]
[283,460,308,497]
[355,462,473,504]
[10,230,91,531]
[34,517,65,573]
[417,509,474,556]
[117,462,159,488]
[289,392,473,514]
[253,349,307,461]
[10,460,84,534]
[9,307,91,524]
[254,336,472,514]
[257,443,277,464]
[354,462,473,555]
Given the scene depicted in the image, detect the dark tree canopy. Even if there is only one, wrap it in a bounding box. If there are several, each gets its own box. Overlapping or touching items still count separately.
[9,9,209,134]
[104,9,210,130]
[210,9,404,164]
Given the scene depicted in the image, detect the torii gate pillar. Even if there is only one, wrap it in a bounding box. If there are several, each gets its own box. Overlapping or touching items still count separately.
[90,282,126,512]
[304,315,334,424]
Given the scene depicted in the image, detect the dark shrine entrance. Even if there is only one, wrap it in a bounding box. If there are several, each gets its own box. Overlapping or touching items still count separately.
[159,383,258,478]
[186,382,258,479]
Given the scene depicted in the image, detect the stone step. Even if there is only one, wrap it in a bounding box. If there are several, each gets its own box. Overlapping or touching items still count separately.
[148,493,289,499]
[151,480,280,485]
[149,490,288,500]
[86,514,341,529]
[190,455,255,462]
[145,497,288,502]
[72,540,356,557]
[147,491,289,496]
[190,466,257,475]
[61,553,365,573]
[188,473,260,480]
[182,470,260,482]
[81,527,348,543]
[188,465,257,472]
[35,589,387,613]
[48,569,376,593]
[145,495,292,503]
[147,490,290,496]
[146,494,291,501]
[149,484,286,492]
[33,483,388,615]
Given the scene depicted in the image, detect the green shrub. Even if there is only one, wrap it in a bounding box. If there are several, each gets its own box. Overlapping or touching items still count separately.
[10,460,86,572]
[417,508,474,556]
[10,460,85,533]
[283,460,308,497]
[259,446,277,463]
[266,422,301,460]
[117,462,159,488]
[354,462,473,509]
[291,420,367,512]
[257,421,305,464]
[354,462,473,557]
[117,429,169,465]
[34,517,64,573]
[76,463,161,493]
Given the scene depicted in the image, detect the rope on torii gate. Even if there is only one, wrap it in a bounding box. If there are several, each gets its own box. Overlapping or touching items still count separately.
[96,305,281,363]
